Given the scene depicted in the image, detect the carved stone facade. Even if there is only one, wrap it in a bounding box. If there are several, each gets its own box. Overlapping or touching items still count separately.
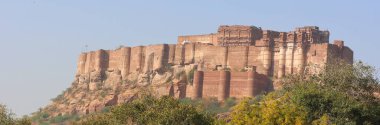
[178,25,330,46]
[177,25,352,77]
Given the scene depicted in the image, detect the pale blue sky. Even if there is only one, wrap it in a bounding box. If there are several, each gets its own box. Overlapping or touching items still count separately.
[0,0,379,116]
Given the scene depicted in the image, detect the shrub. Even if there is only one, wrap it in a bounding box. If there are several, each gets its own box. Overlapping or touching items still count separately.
[0,104,31,125]
[76,95,215,125]
[0,104,15,125]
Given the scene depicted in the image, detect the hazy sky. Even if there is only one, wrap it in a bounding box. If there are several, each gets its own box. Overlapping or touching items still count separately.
[0,0,379,116]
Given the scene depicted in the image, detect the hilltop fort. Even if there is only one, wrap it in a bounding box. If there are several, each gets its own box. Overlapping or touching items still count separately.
[46,25,353,115]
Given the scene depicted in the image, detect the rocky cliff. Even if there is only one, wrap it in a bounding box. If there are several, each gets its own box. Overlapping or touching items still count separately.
[43,59,196,116]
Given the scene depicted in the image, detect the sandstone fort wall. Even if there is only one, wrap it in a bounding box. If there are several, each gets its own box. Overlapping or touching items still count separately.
[75,25,353,100]
[77,42,352,95]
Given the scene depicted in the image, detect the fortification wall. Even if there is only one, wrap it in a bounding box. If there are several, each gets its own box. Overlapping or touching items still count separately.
[174,45,183,65]
[71,25,356,114]
[247,46,264,74]
[342,47,354,64]
[229,72,250,98]
[120,47,131,78]
[227,46,248,71]
[108,49,122,72]
[143,44,169,73]
[77,53,87,74]
[328,40,354,64]
[303,43,329,74]
[168,44,176,64]
[83,51,94,73]
[76,42,348,80]
[183,43,195,64]
[201,71,220,98]
[193,44,226,70]
[76,39,353,100]
[129,46,145,73]
[187,70,268,100]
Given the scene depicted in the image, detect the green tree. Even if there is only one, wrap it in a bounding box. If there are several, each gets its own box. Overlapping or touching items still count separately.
[283,61,380,124]
[229,61,380,124]
[76,95,214,125]
[230,92,307,125]
[0,104,14,125]
[15,116,32,125]
[0,104,31,125]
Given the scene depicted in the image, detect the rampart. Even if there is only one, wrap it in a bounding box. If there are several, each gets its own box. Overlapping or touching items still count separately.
[189,69,269,101]
[76,25,354,100]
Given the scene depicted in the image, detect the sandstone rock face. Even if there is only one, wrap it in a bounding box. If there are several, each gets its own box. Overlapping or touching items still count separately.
[44,25,353,117]
[88,82,97,91]
[44,62,194,116]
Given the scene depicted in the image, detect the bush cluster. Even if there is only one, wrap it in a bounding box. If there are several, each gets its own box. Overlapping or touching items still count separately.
[229,61,380,124]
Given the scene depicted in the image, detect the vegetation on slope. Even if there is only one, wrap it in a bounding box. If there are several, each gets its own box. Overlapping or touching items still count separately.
[75,95,215,125]
[0,104,31,125]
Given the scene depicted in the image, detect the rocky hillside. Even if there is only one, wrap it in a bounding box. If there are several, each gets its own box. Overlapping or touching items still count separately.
[41,64,196,117]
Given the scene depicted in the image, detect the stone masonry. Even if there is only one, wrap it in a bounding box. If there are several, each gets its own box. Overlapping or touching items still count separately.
[76,25,353,100]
